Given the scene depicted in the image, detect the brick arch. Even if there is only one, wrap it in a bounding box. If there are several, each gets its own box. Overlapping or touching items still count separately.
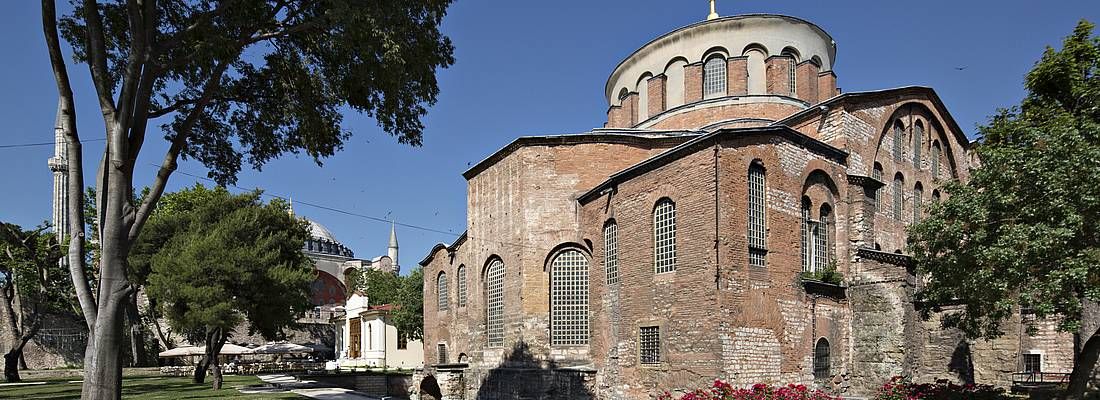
[701,45,731,63]
[542,243,591,272]
[870,101,965,180]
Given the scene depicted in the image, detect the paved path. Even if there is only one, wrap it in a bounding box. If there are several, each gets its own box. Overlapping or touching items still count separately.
[253,374,389,400]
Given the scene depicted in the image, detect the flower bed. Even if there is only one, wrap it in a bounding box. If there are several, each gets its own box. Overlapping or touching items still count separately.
[873,376,1010,400]
[658,380,843,400]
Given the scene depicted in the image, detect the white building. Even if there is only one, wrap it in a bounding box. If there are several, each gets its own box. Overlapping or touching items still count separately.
[334,293,424,370]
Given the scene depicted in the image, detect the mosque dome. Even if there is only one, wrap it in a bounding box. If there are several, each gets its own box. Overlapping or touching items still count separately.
[308,219,339,243]
[604,14,840,131]
[302,218,355,258]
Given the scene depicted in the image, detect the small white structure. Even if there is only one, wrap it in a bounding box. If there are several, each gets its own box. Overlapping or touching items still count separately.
[334,293,423,370]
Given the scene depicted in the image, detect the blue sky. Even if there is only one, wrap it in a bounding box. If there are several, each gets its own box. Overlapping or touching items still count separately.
[1,1,1098,273]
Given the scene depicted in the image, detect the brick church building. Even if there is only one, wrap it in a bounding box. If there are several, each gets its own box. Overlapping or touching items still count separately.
[414,10,1074,400]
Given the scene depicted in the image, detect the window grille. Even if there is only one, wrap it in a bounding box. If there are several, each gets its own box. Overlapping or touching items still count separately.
[814,338,831,379]
[913,123,923,167]
[1023,354,1042,373]
[437,272,449,312]
[914,186,923,223]
[437,343,448,365]
[893,123,904,162]
[551,250,590,346]
[872,164,884,211]
[654,199,677,273]
[747,164,767,251]
[893,175,904,221]
[788,58,797,96]
[486,260,505,347]
[457,265,467,307]
[801,198,812,272]
[931,143,941,178]
[604,221,619,285]
[703,56,727,98]
[397,333,408,350]
[639,326,660,365]
[749,249,767,268]
[815,207,830,272]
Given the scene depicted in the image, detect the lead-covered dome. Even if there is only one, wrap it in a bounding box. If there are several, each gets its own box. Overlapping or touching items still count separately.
[605,14,840,131]
[303,218,354,258]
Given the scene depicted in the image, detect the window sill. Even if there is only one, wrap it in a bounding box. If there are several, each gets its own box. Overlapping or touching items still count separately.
[800,278,847,299]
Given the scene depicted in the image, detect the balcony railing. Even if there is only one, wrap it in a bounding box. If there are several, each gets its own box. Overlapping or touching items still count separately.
[1012,372,1070,386]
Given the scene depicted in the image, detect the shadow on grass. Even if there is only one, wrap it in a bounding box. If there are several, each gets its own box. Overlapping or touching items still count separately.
[0,375,303,400]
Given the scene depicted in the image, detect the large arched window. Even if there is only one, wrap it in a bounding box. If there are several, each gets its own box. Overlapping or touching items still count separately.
[486,259,505,347]
[913,121,924,167]
[893,121,905,162]
[747,162,767,268]
[437,272,449,312]
[814,338,831,379]
[550,249,589,346]
[654,199,677,273]
[456,265,467,307]
[893,173,904,221]
[604,221,619,285]
[816,204,832,272]
[931,142,942,179]
[872,163,884,212]
[801,197,812,272]
[914,183,924,223]
[703,55,727,99]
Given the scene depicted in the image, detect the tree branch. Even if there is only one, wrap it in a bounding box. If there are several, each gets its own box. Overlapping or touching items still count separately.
[42,0,96,329]
[82,0,118,121]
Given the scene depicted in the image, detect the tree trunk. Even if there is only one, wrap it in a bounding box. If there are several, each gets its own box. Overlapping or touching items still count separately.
[125,291,146,367]
[205,327,227,390]
[3,351,20,382]
[78,284,128,399]
[1065,319,1100,399]
[193,355,209,384]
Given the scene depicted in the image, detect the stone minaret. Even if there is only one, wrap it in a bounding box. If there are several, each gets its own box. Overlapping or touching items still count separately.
[47,99,69,240]
[387,221,399,271]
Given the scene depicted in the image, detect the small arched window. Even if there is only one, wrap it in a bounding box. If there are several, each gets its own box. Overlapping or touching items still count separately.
[932,189,941,203]
[654,199,677,273]
[872,163,884,212]
[604,221,619,285]
[550,249,589,346]
[703,55,727,99]
[747,162,768,267]
[437,272,449,312]
[931,142,942,179]
[456,265,467,307]
[893,173,904,221]
[486,259,505,347]
[914,183,924,223]
[893,121,905,162]
[782,48,799,96]
[801,197,812,272]
[913,121,924,167]
[814,338,831,379]
[617,88,630,103]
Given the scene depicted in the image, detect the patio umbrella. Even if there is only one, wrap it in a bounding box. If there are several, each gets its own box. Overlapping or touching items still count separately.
[158,345,203,357]
[248,342,314,354]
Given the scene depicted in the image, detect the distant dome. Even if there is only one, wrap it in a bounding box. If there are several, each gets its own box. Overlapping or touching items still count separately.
[307,219,339,243]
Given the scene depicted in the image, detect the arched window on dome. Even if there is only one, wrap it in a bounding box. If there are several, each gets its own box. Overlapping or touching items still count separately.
[743,45,767,95]
[781,48,800,96]
[913,121,924,168]
[703,55,727,99]
[550,249,589,346]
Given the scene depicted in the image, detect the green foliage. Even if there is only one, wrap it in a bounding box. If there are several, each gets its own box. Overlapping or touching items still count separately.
[908,20,1100,338]
[800,260,844,285]
[57,0,455,185]
[354,267,424,341]
[0,222,71,317]
[140,185,314,341]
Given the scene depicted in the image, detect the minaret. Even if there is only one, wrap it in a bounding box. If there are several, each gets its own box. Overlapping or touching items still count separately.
[48,99,69,240]
[387,221,399,272]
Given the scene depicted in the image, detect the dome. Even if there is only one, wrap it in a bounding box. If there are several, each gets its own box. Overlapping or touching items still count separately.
[307,219,340,243]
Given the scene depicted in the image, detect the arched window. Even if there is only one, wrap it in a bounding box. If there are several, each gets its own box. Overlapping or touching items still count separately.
[550,249,589,346]
[486,259,505,347]
[604,221,619,285]
[456,265,467,307]
[872,163,884,211]
[801,197,812,272]
[654,199,677,273]
[913,121,924,167]
[437,272,449,312]
[703,55,727,99]
[914,183,924,223]
[748,162,767,267]
[893,121,905,162]
[931,142,942,179]
[617,88,629,104]
[816,204,832,272]
[814,338,831,379]
[932,189,941,203]
[782,48,799,96]
[744,46,767,95]
[893,173,904,221]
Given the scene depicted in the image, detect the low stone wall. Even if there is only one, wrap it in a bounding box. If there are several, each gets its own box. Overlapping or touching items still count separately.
[304,371,413,397]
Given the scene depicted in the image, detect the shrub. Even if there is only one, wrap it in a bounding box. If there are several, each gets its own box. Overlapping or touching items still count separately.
[658,380,843,400]
[873,376,1009,400]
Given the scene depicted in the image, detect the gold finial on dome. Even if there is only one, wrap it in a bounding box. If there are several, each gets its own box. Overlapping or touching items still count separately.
[707,0,719,20]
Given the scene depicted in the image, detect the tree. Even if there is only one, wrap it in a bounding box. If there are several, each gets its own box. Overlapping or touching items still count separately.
[908,20,1100,399]
[355,266,423,342]
[39,0,454,397]
[0,222,68,382]
[142,185,314,390]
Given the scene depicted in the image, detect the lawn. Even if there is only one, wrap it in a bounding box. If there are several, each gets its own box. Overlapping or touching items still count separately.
[0,375,306,399]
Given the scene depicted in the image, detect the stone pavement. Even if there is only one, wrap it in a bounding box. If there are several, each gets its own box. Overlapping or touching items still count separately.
[252,374,403,400]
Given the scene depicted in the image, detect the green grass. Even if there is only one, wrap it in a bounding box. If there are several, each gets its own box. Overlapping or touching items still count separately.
[0,375,306,399]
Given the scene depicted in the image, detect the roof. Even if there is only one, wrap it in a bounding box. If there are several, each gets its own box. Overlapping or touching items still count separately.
[462,130,702,180]
[577,125,848,204]
[772,86,973,148]
[419,231,467,267]
[306,219,340,243]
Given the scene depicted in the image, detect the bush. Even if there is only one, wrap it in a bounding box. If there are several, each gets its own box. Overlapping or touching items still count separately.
[658,380,843,400]
[873,376,1009,400]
